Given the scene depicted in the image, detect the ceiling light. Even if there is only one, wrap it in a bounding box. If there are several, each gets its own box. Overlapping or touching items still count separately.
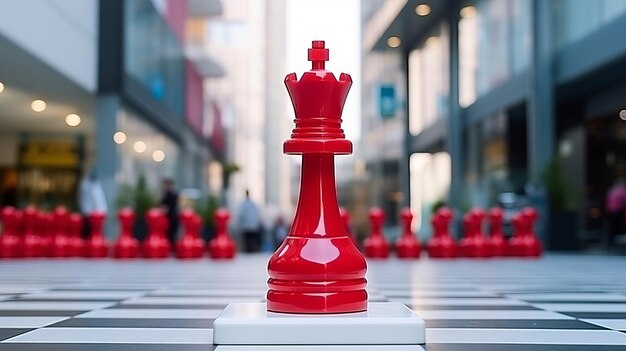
[0,82,4,94]
[460,5,477,18]
[31,99,47,112]
[415,4,431,16]
[65,113,81,127]
[426,36,439,46]
[620,110,626,120]
[133,141,147,153]
[387,36,401,48]
[152,150,165,162]
[113,131,127,144]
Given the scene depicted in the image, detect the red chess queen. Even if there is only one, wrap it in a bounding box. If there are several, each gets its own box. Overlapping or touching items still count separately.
[266,41,367,314]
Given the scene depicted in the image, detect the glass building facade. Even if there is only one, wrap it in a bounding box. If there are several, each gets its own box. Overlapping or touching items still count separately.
[124,0,185,117]
[553,0,626,49]
[409,23,450,135]
[365,0,626,250]
[459,0,531,107]
[115,107,180,189]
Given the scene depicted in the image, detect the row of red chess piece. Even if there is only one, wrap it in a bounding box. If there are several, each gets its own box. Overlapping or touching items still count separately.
[0,206,236,259]
[346,206,542,259]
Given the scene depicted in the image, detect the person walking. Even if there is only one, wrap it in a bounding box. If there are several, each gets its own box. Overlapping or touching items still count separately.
[271,215,289,250]
[160,178,179,246]
[238,190,262,252]
[78,171,108,238]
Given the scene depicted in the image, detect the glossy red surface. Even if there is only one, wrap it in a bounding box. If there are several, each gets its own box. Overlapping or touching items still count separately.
[459,208,490,258]
[114,208,139,259]
[50,207,71,258]
[142,208,170,259]
[427,207,457,258]
[282,41,352,156]
[0,207,23,258]
[209,208,236,259]
[22,206,44,257]
[177,209,205,259]
[267,41,367,314]
[84,211,109,258]
[509,207,542,257]
[364,207,390,259]
[339,207,359,247]
[395,207,421,258]
[67,213,86,257]
[487,207,507,257]
[39,213,54,257]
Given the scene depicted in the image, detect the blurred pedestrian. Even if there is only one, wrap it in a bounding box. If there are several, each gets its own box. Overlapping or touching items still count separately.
[78,171,108,238]
[271,215,289,249]
[160,178,179,246]
[605,165,626,244]
[238,190,262,252]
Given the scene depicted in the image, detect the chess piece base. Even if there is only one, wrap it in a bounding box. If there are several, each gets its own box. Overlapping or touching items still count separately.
[213,302,425,346]
[459,238,490,258]
[364,239,390,258]
[396,238,421,259]
[209,238,236,259]
[114,240,139,259]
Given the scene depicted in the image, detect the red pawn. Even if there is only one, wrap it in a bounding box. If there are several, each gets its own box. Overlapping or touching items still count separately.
[208,208,236,259]
[114,208,139,258]
[22,206,44,257]
[487,207,507,256]
[395,208,421,258]
[364,207,390,258]
[177,209,205,259]
[142,208,170,258]
[459,208,490,258]
[509,207,542,257]
[427,207,457,258]
[509,213,523,256]
[50,207,71,258]
[267,41,367,314]
[84,211,109,258]
[67,213,85,257]
[0,207,24,258]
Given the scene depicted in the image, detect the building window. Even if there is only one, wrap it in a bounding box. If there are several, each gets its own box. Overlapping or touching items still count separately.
[116,107,180,190]
[124,0,185,116]
[553,0,626,49]
[459,0,531,107]
[464,111,510,207]
[410,152,451,237]
[409,23,450,135]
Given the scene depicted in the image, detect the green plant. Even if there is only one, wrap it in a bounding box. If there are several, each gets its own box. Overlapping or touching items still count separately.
[541,157,579,212]
[431,199,446,213]
[134,174,156,218]
[195,194,219,228]
[222,162,240,190]
[115,183,134,209]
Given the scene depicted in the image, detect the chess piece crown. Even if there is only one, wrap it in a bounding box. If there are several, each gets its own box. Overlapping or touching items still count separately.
[284,40,353,155]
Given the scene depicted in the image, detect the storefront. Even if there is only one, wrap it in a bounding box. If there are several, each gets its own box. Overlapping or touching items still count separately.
[0,64,95,210]
[114,107,181,192]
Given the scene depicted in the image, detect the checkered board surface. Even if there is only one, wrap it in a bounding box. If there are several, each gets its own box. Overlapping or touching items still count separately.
[1,255,626,350]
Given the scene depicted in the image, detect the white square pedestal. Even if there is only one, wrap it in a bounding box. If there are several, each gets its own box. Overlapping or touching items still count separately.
[212,302,425,347]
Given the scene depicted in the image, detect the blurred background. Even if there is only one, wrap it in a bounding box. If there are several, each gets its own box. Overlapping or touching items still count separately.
[0,0,625,253]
